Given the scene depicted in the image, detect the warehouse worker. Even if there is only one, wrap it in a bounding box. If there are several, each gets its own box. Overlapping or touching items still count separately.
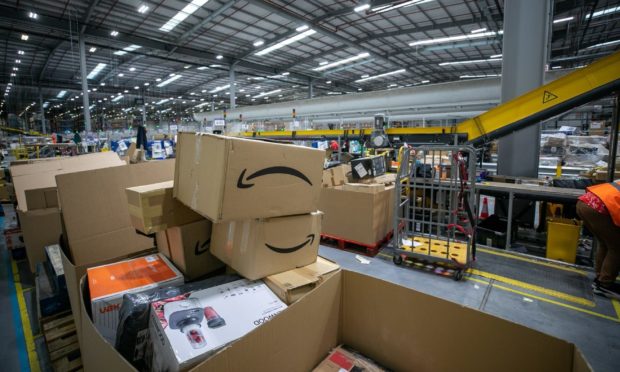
[576,180,620,299]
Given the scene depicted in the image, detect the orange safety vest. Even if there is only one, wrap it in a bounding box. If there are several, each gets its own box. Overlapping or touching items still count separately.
[588,181,620,226]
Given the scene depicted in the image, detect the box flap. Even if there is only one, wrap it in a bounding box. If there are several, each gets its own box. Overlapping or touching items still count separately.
[265,257,340,291]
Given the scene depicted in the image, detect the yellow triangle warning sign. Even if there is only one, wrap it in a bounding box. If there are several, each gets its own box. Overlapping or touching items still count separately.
[543,90,558,104]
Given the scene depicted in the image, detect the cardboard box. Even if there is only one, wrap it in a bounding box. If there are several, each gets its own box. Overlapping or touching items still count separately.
[25,187,59,210]
[88,253,183,344]
[56,160,174,266]
[264,257,340,304]
[18,208,62,272]
[155,231,171,258]
[322,165,350,188]
[342,183,385,194]
[157,219,225,280]
[313,345,387,372]
[149,278,287,371]
[173,133,324,222]
[78,269,592,372]
[10,152,125,211]
[211,212,322,280]
[126,181,204,234]
[319,186,394,245]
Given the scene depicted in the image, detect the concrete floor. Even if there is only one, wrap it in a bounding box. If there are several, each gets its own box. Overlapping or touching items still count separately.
[1,222,619,371]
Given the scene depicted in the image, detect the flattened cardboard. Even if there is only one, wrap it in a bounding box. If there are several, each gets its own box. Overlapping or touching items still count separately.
[25,187,59,210]
[174,133,324,222]
[18,208,62,272]
[126,180,203,234]
[264,256,340,304]
[56,160,174,265]
[11,152,125,211]
[319,186,394,245]
[163,219,224,280]
[77,269,592,372]
[211,212,322,280]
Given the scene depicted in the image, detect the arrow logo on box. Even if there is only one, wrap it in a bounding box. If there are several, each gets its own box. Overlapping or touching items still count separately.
[265,234,315,254]
[194,239,211,255]
[237,167,313,189]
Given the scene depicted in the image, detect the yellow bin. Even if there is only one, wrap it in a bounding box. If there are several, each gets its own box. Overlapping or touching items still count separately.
[546,218,582,263]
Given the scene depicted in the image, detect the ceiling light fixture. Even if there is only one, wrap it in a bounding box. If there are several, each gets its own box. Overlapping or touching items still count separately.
[57,90,67,98]
[87,63,107,79]
[471,27,487,33]
[138,4,150,13]
[253,89,282,98]
[255,29,316,56]
[21,34,29,41]
[253,39,265,47]
[371,0,434,14]
[156,74,182,87]
[586,5,620,19]
[15,59,21,63]
[459,74,501,79]
[156,98,170,105]
[28,12,38,19]
[586,39,620,49]
[313,52,370,71]
[354,4,370,12]
[113,44,142,56]
[18,50,25,55]
[438,57,502,66]
[209,84,230,93]
[410,30,501,47]
[89,47,97,53]
[160,0,209,32]
[553,16,574,24]
[112,95,124,102]
[129,67,136,72]
[489,54,502,58]
[197,66,209,70]
[355,69,407,82]
[110,30,119,37]
[216,55,223,60]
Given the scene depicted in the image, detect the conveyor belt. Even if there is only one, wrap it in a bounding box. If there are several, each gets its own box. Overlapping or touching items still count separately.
[241,51,620,145]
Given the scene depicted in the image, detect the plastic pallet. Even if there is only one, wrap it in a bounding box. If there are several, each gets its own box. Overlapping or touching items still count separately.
[321,230,394,257]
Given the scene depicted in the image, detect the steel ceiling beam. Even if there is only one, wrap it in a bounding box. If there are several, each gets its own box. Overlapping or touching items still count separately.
[81,0,103,33]
[38,41,65,82]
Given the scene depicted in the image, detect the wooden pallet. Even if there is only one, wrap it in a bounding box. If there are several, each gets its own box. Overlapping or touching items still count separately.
[321,230,394,257]
[41,312,82,372]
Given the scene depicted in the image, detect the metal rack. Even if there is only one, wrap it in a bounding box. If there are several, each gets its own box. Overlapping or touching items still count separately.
[392,145,477,280]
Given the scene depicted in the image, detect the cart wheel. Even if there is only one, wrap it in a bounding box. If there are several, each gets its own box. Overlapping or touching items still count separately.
[393,255,403,265]
[454,269,463,281]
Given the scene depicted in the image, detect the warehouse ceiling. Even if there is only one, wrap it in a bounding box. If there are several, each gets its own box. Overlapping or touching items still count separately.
[0,0,619,121]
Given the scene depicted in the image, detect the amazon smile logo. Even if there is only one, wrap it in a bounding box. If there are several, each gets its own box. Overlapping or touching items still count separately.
[237,166,313,189]
[194,238,211,255]
[265,234,315,254]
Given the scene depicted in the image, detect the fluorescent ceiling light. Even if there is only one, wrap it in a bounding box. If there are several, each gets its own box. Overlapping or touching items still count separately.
[313,52,370,71]
[326,80,332,84]
[184,65,192,69]
[586,5,620,19]
[354,4,370,12]
[553,16,574,24]
[144,82,150,86]
[410,30,501,47]
[195,102,209,108]
[118,73,124,77]
[138,4,149,13]
[296,25,309,32]
[110,30,119,36]
[319,61,328,66]
[355,69,407,82]
[420,80,430,83]
[197,66,209,70]
[586,39,620,49]
[371,0,434,14]
[156,98,170,105]
[210,64,222,68]
[282,72,290,76]
[87,63,107,79]
[160,0,209,32]
[18,50,24,55]
[253,89,282,98]
[21,34,29,41]
[209,84,230,93]
[57,90,67,98]
[15,59,21,63]
[216,55,223,60]
[253,39,265,47]
[471,28,487,33]
[156,74,183,87]
[29,12,38,19]
[460,74,500,79]
[255,29,316,56]
[89,47,97,52]
[129,67,136,72]
[438,57,502,66]
[114,44,141,55]
[112,95,124,102]
[489,54,502,58]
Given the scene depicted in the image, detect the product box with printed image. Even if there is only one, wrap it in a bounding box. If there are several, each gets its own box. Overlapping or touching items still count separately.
[88,253,184,344]
[149,278,287,371]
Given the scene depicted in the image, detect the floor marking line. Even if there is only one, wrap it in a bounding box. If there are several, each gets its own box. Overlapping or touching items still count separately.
[612,299,620,321]
[477,247,587,276]
[11,258,41,372]
[466,277,620,323]
[469,268,595,307]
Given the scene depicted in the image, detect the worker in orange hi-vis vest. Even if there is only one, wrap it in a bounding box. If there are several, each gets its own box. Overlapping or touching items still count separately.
[576,180,620,300]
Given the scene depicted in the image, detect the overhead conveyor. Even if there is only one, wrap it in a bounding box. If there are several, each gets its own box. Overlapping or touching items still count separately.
[241,50,620,146]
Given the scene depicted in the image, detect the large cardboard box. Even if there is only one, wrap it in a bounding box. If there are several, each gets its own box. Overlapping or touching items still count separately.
[157,219,225,280]
[126,180,203,234]
[211,212,322,280]
[264,257,340,304]
[174,133,324,222]
[18,208,62,272]
[88,253,184,344]
[25,187,59,210]
[10,152,125,211]
[319,185,394,245]
[56,160,175,266]
[149,278,287,371]
[78,269,592,372]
